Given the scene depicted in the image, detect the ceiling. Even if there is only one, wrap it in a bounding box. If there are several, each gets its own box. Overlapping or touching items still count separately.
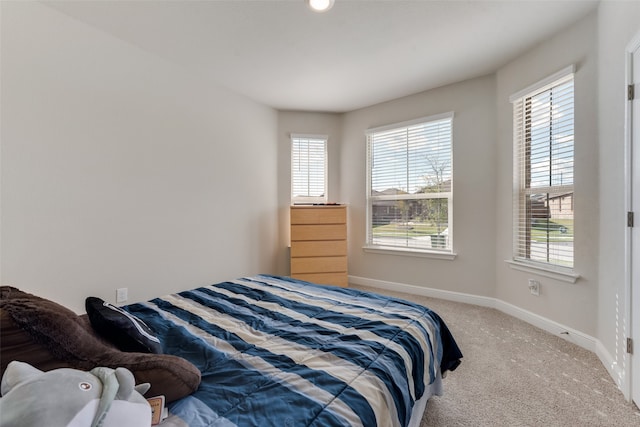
[46,0,599,113]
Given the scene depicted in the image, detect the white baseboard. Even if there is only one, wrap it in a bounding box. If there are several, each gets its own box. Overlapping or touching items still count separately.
[349,275,496,308]
[493,299,595,352]
[348,275,608,365]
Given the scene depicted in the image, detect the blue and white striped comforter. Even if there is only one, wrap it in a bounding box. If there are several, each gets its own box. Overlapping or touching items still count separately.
[125,275,462,427]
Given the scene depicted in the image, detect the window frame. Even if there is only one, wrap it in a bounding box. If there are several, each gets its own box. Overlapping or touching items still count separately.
[291,134,328,205]
[509,65,579,282]
[364,112,455,258]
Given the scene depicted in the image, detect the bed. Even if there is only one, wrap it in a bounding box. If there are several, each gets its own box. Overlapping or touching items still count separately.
[0,275,461,426]
[122,275,462,427]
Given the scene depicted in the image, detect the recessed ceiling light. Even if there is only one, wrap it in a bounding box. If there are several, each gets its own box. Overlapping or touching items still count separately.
[308,0,335,13]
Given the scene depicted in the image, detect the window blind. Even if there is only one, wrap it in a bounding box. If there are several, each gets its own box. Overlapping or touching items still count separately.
[366,113,453,251]
[291,135,327,203]
[369,118,452,195]
[513,72,574,269]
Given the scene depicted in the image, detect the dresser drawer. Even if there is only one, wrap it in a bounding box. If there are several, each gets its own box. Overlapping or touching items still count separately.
[291,224,346,241]
[291,256,347,274]
[292,272,348,288]
[291,240,347,257]
[291,206,346,225]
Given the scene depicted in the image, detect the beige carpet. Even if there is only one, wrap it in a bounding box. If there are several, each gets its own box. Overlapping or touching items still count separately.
[350,284,640,427]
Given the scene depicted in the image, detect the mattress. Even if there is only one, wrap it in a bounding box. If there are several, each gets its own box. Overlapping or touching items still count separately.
[124,275,462,427]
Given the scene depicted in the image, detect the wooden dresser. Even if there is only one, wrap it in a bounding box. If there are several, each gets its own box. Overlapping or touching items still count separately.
[290,205,347,287]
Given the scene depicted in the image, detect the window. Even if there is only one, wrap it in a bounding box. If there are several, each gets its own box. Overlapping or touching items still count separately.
[291,134,327,204]
[511,66,574,270]
[366,113,453,252]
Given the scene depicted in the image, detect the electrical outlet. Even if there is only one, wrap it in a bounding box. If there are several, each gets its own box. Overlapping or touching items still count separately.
[528,279,540,296]
[116,287,128,303]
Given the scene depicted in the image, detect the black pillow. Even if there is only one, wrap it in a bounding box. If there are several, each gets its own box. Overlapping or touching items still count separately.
[85,297,162,354]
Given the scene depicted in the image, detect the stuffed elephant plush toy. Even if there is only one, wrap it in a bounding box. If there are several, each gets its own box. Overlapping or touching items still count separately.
[0,361,151,427]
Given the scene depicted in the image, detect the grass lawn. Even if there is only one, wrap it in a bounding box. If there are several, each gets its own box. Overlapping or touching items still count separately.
[372,222,444,237]
[531,219,573,242]
[373,219,574,243]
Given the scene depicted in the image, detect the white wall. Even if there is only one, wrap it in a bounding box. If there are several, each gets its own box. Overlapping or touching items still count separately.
[340,75,498,297]
[0,2,279,313]
[494,12,599,336]
[596,0,640,391]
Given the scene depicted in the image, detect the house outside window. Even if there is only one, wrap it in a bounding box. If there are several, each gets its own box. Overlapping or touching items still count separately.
[366,113,453,252]
[291,134,327,204]
[511,66,575,271]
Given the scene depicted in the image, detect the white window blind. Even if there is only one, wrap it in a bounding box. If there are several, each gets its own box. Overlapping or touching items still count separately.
[512,69,574,269]
[291,134,327,204]
[366,113,453,252]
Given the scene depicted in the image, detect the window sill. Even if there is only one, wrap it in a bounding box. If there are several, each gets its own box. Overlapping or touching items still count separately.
[363,245,457,260]
[505,259,580,283]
